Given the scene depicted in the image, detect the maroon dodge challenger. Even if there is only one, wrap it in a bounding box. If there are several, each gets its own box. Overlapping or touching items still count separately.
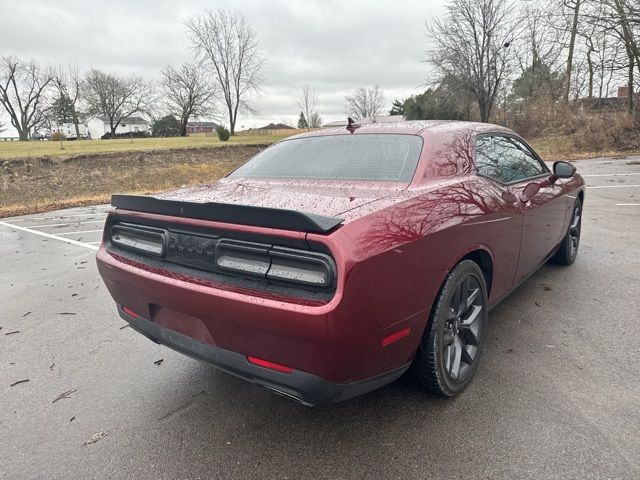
[96,120,585,405]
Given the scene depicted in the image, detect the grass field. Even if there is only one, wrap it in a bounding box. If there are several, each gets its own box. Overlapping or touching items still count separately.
[0,144,262,217]
[1,131,637,162]
[529,135,640,161]
[2,129,639,218]
[0,134,285,159]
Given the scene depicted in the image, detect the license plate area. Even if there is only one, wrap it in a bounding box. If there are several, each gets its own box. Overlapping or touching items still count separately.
[151,305,216,345]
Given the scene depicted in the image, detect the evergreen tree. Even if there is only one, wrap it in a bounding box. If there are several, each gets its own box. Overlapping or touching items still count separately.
[511,61,564,102]
[389,99,405,115]
[297,111,308,128]
[51,93,76,125]
[152,115,181,137]
[402,76,471,121]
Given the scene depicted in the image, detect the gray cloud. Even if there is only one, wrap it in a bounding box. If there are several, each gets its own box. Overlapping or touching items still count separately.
[0,0,446,131]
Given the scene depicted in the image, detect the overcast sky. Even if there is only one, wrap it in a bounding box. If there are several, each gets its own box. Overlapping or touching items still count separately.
[0,0,447,133]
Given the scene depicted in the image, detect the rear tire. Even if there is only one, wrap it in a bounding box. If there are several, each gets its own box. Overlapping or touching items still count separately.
[551,197,582,266]
[407,259,488,397]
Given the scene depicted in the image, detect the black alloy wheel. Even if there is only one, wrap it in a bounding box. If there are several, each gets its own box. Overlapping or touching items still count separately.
[442,275,484,382]
[408,259,488,396]
[551,197,582,265]
[568,200,582,261]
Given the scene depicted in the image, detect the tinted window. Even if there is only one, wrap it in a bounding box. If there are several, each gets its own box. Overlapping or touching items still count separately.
[476,135,547,183]
[230,134,423,182]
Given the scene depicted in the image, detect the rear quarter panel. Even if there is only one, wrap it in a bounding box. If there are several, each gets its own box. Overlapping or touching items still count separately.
[336,177,522,361]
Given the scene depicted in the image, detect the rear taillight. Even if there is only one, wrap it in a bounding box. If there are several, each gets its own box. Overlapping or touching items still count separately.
[110,224,166,257]
[266,247,333,287]
[214,241,335,288]
[215,240,271,276]
[109,222,336,290]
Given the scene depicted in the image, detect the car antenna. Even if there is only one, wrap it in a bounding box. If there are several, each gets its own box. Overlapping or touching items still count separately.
[346,117,361,134]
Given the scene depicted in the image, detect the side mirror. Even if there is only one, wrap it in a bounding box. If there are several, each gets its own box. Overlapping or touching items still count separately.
[553,161,576,179]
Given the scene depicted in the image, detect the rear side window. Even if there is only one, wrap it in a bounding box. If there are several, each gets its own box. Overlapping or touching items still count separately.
[476,135,547,184]
[230,134,423,182]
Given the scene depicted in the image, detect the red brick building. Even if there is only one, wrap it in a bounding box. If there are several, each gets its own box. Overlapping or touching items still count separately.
[186,121,220,134]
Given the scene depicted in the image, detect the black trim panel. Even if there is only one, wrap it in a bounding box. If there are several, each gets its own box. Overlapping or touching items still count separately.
[118,307,409,406]
[111,194,344,233]
[108,217,338,291]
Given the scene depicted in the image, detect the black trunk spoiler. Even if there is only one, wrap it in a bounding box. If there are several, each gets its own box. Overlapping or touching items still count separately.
[111,195,344,234]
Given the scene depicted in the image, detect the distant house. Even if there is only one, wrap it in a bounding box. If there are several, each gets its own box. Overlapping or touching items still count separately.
[254,123,292,130]
[322,119,349,128]
[357,115,404,124]
[579,86,636,112]
[0,128,20,141]
[236,122,296,136]
[86,116,149,139]
[323,115,404,128]
[186,121,220,134]
[51,114,90,139]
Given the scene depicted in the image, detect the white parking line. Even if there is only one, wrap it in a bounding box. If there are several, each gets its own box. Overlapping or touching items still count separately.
[582,173,640,177]
[0,220,99,251]
[56,229,104,236]
[587,184,640,189]
[88,241,102,245]
[24,220,106,229]
[7,212,109,222]
[615,203,640,206]
[596,158,640,163]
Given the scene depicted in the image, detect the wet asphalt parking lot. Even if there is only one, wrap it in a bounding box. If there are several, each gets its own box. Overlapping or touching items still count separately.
[1,156,640,480]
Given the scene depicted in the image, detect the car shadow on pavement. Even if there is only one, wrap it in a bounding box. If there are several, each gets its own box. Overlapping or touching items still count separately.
[126,261,634,478]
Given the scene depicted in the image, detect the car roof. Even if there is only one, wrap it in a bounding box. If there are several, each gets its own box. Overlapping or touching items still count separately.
[287,120,516,139]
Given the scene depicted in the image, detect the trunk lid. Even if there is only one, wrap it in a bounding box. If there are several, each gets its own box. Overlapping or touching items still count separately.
[153,178,405,219]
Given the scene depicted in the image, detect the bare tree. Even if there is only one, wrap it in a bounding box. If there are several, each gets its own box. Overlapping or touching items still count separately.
[515,0,565,75]
[593,31,624,98]
[0,56,54,141]
[186,10,265,135]
[562,0,584,103]
[160,63,217,136]
[345,85,385,119]
[427,0,519,123]
[577,5,611,100]
[83,69,153,137]
[583,0,640,112]
[52,65,83,138]
[309,111,323,128]
[609,0,640,113]
[584,35,596,99]
[296,83,319,128]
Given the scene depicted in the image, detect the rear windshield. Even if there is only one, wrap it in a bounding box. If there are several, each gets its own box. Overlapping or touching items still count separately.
[229,134,423,182]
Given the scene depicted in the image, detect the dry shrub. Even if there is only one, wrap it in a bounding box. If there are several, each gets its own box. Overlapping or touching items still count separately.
[572,112,640,152]
[0,145,260,218]
[508,99,640,153]
[509,100,580,138]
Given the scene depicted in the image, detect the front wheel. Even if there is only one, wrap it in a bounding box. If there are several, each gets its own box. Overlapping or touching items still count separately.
[407,259,488,397]
[551,197,582,265]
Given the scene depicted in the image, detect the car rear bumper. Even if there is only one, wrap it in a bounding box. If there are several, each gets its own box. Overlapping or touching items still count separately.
[119,307,409,406]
